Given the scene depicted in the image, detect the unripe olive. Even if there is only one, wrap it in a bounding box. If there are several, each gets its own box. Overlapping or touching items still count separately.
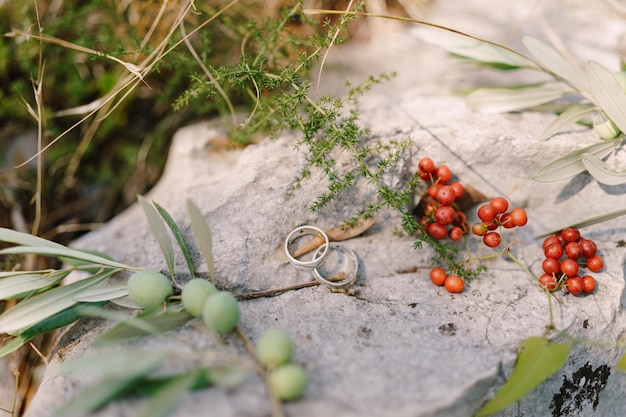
[202,292,239,333]
[269,364,307,401]
[613,70,626,91]
[256,328,294,368]
[593,112,621,139]
[127,271,173,309]
[181,278,218,317]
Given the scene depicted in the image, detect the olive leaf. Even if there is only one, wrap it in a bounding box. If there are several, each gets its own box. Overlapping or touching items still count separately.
[522,36,587,93]
[0,269,116,335]
[137,195,175,278]
[0,270,69,300]
[54,351,167,417]
[73,282,129,302]
[476,337,572,416]
[0,301,108,358]
[0,227,68,249]
[539,105,595,140]
[530,138,620,182]
[185,199,215,283]
[581,152,626,185]
[535,207,626,239]
[154,202,195,278]
[465,85,569,114]
[412,26,537,69]
[0,246,134,270]
[135,370,204,417]
[586,60,626,133]
[93,304,192,346]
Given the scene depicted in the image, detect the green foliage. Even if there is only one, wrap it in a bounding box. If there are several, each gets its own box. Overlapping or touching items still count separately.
[476,337,572,416]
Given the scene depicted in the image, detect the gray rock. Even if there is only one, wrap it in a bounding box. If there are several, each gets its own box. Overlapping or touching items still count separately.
[22,1,626,417]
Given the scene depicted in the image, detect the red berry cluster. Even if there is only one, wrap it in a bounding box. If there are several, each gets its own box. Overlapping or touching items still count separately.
[429,267,465,293]
[538,227,603,295]
[470,197,528,248]
[416,157,468,241]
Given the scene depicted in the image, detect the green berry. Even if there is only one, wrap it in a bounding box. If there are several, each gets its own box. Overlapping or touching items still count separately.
[182,278,218,317]
[202,292,239,333]
[127,271,173,309]
[256,329,294,368]
[270,364,307,401]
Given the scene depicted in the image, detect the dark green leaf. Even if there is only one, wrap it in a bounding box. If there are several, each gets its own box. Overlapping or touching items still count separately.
[154,202,195,278]
[476,337,572,416]
[135,370,204,417]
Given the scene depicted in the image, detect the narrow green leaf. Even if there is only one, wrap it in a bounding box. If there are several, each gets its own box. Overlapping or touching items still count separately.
[522,37,587,92]
[535,207,626,239]
[0,270,115,335]
[0,334,35,358]
[412,26,538,69]
[0,227,67,249]
[93,304,192,346]
[154,202,195,278]
[136,370,201,417]
[539,106,595,140]
[586,61,626,133]
[58,350,168,380]
[466,86,568,114]
[616,353,626,372]
[0,246,134,270]
[531,139,620,182]
[73,283,128,302]
[54,377,138,417]
[0,270,69,300]
[185,199,214,283]
[0,301,108,358]
[476,337,572,416]
[581,152,626,185]
[137,195,175,278]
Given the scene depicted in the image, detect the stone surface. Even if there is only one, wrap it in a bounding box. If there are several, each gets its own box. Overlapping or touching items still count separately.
[22,1,626,417]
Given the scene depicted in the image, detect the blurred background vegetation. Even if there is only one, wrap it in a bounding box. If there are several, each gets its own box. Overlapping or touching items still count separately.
[0,0,424,249]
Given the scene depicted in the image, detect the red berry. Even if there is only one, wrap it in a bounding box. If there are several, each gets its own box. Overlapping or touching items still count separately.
[561,227,581,243]
[565,276,583,295]
[471,222,488,236]
[538,273,557,291]
[428,222,447,239]
[483,232,501,248]
[544,243,563,259]
[582,275,596,293]
[586,255,604,272]
[427,184,438,199]
[449,182,465,200]
[418,157,436,174]
[560,258,579,277]
[564,242,581,260]
[448,226,464,241]
[444,275,464,293]
[434,205,456,226]
[430,267,447,286]
[510,208,528,227]
[579,239,597,258]
[418,171,430,180]
[452,211,467,228]
[543,236,561,251]
[435,185,456,205]
[499,212,515,229]
[435,165,452,184]
[424,202,437,217]
[542,257,561,275]
[490,197,509,214]
[477,204,497,223]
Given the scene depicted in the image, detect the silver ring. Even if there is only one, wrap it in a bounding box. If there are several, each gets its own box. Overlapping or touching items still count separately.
[284,226,330,270]
[312,244,358,288]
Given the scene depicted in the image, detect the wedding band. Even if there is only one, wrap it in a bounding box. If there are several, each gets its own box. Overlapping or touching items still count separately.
[284,226,330,270]
[312,244,358,288]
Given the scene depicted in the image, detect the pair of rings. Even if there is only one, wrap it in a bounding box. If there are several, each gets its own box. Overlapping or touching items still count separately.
[284,225,359,288]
